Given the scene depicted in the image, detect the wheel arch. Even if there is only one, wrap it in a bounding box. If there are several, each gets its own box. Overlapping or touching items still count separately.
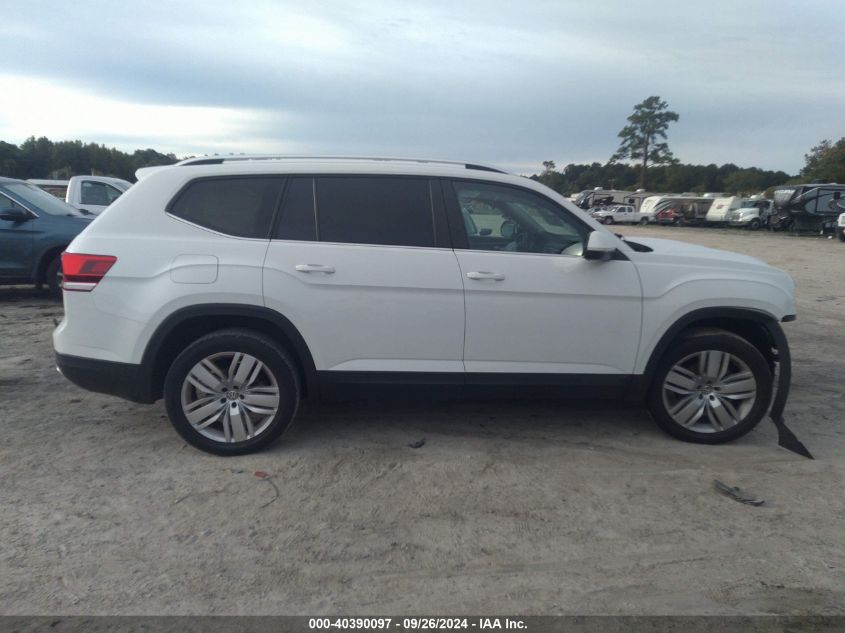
[33,244,68,284]
[639,307,790,392]
[141,304,318,402]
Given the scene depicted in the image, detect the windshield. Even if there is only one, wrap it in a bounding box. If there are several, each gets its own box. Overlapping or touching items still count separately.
[1,182,84,216]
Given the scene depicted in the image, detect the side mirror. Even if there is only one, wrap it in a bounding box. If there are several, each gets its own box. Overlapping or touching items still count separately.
[584,230,619,261]
[0,208,32,223]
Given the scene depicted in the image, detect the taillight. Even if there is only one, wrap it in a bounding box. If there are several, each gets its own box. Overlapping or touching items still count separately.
[61,253,117,292]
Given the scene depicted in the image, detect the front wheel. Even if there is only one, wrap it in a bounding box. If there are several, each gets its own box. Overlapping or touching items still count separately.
[749,219,761,230]
[839,229,845,242]
[164,329,301,455]
[647,329,772,444]
[603,216,614,225]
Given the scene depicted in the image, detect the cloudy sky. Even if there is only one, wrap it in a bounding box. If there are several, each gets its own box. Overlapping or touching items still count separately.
[1,0,842,174]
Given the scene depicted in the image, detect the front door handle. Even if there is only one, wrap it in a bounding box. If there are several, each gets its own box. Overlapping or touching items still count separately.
[295,264,336,274]
[466,271,505,281]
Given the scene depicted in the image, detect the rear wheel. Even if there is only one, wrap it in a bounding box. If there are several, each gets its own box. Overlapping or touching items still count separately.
[164,329,301,455]
[647,329,772,444]
[45,255,63,300]
[639,217,649,225]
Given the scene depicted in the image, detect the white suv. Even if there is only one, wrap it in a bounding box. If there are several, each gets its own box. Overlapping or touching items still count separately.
[54,156,797,455]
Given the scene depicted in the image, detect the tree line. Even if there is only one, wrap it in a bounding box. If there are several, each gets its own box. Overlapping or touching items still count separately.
[0,136,178,182]
[533,96,844,197]
[531,161,793,197]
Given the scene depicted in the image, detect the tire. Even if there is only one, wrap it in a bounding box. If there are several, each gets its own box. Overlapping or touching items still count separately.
[839,229,845,243]
[164,328,301,455]
[604,216,613,225]
[676,217,685,227]
[647,329,772,444]
[45,255,63,300]
[749,219,761,230]
[639,217,649,225]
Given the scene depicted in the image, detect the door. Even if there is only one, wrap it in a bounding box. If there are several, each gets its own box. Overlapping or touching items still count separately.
[446,179,642,379]
[0,192,35,279]
[262,176,465,375]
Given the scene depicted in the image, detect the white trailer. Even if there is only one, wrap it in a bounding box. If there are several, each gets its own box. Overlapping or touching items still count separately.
[705,196,745,224]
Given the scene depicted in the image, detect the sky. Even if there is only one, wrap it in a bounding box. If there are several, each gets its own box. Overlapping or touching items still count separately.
[1,0,842,175]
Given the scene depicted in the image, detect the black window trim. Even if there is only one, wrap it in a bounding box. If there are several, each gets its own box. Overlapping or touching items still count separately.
[441,177,596,257]
[165,174,287,240]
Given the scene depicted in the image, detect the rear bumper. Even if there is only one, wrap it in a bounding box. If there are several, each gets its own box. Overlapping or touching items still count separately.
[55,353,154,403]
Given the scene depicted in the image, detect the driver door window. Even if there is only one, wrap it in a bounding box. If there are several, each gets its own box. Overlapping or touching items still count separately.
[451,181,587,256]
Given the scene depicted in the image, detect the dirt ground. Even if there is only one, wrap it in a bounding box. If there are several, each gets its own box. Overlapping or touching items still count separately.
[1,225,843,615]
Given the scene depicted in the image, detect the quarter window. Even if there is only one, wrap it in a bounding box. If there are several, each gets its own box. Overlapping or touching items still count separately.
[169,177,283,238]
[315,177,435,247]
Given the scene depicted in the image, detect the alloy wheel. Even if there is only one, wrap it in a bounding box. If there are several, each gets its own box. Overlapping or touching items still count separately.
[180,352,281,443]
[661,350,757,433]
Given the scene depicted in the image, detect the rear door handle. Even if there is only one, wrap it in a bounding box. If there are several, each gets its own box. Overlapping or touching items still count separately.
[295,264,335,274]
[466,271,505,281]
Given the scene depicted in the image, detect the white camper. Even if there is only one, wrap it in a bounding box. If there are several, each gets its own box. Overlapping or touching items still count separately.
[705,196,745,224]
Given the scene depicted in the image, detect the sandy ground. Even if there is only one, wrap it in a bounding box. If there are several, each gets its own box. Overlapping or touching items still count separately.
[0,225,843,615]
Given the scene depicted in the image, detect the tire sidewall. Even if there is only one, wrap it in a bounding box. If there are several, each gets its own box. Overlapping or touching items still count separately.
[164,331,300,455]
[46,255,62,300]
[648,332,773,444]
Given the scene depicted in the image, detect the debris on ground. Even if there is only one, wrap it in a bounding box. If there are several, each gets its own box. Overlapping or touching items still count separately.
[254,471,280,508]
[408,438,426,449]
[713,479,765,506]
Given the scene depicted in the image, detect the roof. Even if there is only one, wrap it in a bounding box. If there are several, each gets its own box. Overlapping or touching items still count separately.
[175,154,509,174]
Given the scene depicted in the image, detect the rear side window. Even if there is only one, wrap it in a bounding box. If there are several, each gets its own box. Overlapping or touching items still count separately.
[169,177,283,238]
[316,177,435,247]
[80,181,123,206]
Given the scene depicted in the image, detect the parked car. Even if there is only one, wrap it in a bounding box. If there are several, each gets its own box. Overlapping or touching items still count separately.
[0,177,91,297]
[29,175,132,216]
[645,196,714,226]
[54,156,796,455]
[590,204,648,225]
[727,197,774,230]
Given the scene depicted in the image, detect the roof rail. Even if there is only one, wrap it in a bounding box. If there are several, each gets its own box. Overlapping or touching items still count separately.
[175,155,508,174]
